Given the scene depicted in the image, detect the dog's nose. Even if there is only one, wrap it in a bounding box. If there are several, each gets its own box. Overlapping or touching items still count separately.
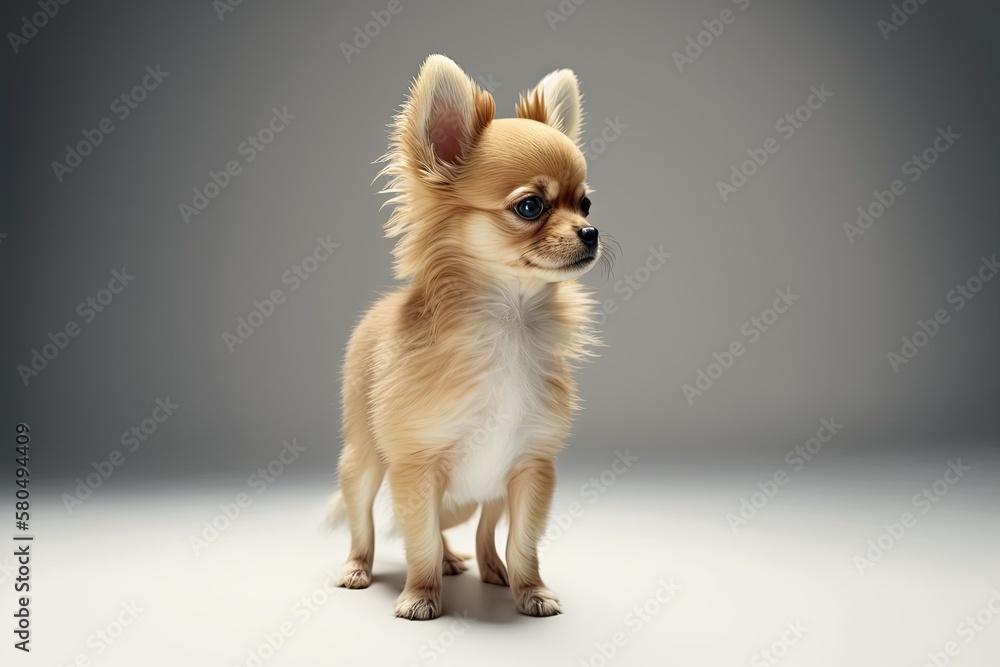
[578,226,599,248]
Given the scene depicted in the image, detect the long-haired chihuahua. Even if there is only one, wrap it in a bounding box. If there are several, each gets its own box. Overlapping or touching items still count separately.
[327,54,604,620]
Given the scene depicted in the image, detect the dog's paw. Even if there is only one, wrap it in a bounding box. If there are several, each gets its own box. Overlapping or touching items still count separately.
[442,551,468,576]
[478,557,509,586]
[394,588,442,621]
[514,587,562,617]
[337,560,372,589]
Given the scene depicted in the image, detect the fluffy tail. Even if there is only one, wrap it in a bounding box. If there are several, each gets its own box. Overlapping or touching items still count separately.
[321,481,396,536]
[321,491,348,533]
[322,483,479,537]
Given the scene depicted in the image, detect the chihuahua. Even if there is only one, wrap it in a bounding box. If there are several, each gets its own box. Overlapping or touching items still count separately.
[328,54,603,620]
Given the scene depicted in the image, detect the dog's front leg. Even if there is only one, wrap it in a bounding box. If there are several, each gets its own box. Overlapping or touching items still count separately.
[506,457,562,616]
[390,460,444,620]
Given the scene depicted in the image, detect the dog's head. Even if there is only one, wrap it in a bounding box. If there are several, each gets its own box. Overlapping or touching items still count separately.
[380,55,600,284]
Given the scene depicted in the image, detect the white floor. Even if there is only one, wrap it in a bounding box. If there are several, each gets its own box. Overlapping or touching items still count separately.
[24,455,1000,666]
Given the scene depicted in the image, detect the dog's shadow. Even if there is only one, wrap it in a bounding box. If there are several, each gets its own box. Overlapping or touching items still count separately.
[365,566,533,625]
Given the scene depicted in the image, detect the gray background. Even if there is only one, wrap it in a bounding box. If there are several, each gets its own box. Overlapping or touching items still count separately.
[4,3,1000,666]
[2,0,999,481]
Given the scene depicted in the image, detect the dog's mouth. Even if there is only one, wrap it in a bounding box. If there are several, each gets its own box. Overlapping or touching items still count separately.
[524,251,598,273]
[560,254,597,270]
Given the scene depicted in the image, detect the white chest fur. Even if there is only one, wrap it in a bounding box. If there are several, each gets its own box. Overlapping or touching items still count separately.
[444,295,555,505]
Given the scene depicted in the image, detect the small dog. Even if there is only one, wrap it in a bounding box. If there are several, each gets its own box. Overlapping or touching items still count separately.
[329,54,603,620]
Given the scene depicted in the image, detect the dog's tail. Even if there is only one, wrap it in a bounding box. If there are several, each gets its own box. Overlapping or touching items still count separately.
[322,482,400,537]
[322,483,479,537]
[321,491,348,532]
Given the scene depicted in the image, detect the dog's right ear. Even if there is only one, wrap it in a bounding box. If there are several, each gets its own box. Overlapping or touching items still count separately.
[397,54,495,179]
[516,69,583,145]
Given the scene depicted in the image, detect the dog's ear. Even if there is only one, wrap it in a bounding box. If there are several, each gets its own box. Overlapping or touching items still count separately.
[516,69,584,144]
[398,54,495,177]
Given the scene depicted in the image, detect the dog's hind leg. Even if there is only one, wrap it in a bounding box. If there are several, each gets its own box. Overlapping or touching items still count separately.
[476,499,508,586]
[440,502,476,575]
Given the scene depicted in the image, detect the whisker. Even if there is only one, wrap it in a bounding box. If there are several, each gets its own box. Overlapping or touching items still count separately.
[597,233,620,280]
[601,233,623,259]
[597,253,613,280]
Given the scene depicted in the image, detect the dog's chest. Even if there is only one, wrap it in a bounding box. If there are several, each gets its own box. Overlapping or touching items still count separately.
[445,311,553,503]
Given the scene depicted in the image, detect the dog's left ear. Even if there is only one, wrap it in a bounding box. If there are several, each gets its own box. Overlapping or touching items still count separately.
[516,69,584,144]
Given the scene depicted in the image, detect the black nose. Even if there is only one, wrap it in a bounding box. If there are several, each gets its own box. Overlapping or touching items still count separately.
[578,226,599,248]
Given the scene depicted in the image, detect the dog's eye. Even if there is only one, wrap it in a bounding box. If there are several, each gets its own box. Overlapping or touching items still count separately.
[513,196,545,221]
[580,196,591,218]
